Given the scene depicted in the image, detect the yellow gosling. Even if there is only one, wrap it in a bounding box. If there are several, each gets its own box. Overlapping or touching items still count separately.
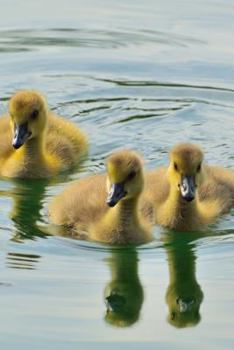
[0,90,87,178]
[143,143,234,231]
[50,150,152,245]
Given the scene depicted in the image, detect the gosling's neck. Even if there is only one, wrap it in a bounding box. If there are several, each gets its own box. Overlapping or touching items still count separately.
[17,133,46,164]
[111,195,141,227]
[170,187,198,215]
[162,183,199,229]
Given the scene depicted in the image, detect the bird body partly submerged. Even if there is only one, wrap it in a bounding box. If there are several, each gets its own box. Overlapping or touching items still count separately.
[143,144,234,231]
[50,150,152,245]
[0,91,87,178]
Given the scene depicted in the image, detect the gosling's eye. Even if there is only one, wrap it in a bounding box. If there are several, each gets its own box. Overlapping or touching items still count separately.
[174,163,178,171]
[197,163,201,172]
[127,170,136,181]
[30,109,39,120]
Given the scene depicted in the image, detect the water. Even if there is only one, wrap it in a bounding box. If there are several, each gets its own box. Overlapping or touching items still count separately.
[0,0,234,349]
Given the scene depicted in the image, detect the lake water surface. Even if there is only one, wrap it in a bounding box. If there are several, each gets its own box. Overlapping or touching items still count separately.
[0,1,234,349]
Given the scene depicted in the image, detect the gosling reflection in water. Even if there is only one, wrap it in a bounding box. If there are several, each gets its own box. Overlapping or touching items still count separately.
[164,232,204,328]
[104,249,143,327]
[10,178,49,240]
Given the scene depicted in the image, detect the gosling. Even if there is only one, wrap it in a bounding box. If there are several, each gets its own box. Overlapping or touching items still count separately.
[143,143,234,231]
[0,90,87,178]
[50,150,152,245]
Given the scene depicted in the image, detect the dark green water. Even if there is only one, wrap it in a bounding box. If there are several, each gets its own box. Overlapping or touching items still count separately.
[0,1,234,349]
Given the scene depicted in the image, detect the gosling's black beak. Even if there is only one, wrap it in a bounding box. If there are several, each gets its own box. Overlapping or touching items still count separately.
[12,122,31,149]
[180,175,196,202]
[106,183,127,207]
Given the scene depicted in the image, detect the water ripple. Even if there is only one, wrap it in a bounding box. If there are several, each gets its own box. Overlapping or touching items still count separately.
[0,27,206,52]
[6,252,41,270]
[96,77,234,95]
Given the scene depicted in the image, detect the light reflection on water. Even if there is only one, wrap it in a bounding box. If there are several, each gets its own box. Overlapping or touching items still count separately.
[0,0,234,349]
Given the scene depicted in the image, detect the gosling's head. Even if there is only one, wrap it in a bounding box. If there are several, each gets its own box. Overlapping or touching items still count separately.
[168,143,204,202]
[106,150,144,207]
[9,90,48,149]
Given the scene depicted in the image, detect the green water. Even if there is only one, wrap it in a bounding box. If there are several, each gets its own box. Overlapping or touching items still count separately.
[0,1,234,349]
